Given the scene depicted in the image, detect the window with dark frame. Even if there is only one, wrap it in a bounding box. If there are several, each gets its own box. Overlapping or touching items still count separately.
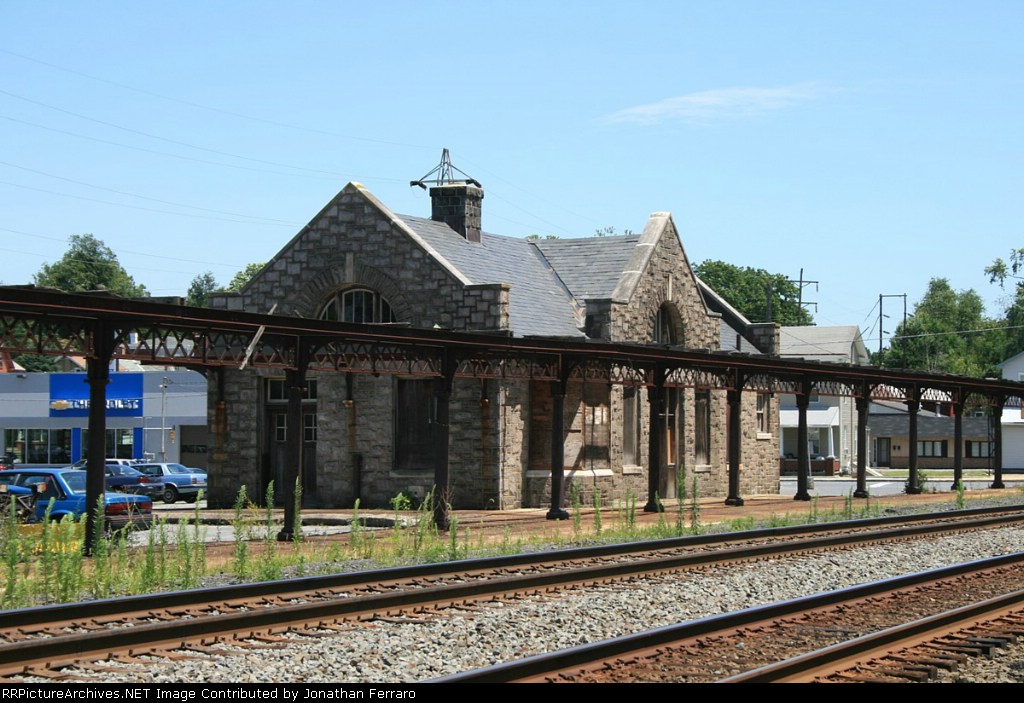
[319,288,396,324]
[622,386,641,466]
[694,390,711,466]
[966,441,993,458]
[916,440,948,457]
[756,393,769,434]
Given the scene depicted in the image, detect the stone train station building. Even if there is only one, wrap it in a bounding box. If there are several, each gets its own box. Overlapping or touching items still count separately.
[207,175,781,510]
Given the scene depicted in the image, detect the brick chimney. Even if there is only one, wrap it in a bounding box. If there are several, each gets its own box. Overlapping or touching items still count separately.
[430,183,483,243]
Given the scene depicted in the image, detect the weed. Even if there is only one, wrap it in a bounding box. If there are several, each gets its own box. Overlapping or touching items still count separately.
[592,488,603,536]
[905,469,930,494]
[258,482,281,582]
[955,480,966,510]
[232,485,251,580]
[447,515,460,561]
[570,483,582,542]
[292,479,303,545]
[688,476,702,535]
[1,497,23,607]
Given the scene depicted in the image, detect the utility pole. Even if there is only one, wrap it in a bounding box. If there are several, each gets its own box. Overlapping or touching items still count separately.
[785,268,819,321]
[160,376,170,461]
[878,294,908,366]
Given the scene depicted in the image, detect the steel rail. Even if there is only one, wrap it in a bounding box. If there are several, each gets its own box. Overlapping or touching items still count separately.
[2,505,1020,633]
[433,552,1024,683]
[720,589,1024,683]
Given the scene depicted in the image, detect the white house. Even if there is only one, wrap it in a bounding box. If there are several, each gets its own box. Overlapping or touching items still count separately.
[998,351,1024,469]
[778,325,871,473]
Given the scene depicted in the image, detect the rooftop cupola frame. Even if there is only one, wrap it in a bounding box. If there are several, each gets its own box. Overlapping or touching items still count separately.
[411,149,484,243]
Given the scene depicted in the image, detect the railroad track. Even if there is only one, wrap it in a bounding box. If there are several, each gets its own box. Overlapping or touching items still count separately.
[438,553,1024,683]
[3,505,1024,681]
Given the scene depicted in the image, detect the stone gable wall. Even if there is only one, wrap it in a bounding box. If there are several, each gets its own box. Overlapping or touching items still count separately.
[207,186,509,508]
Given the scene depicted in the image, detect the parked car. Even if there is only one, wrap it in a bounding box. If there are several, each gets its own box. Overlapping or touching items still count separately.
[62,460,155,496]
[133,463,207,504]
[0,468,153,531]
[68,458,136,469]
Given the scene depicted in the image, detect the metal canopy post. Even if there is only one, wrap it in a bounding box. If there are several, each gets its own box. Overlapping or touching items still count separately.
[725,371,744,506]
[907,389,921,494]
[546,359,570,520]
[991,399,1005,489]
[854,389,870,499]
[277,343,309,542]
[85,320,115,555]
[951,394,964,492]
[645,366,666,513]
[794,378,812,501]
[433,351,456,530]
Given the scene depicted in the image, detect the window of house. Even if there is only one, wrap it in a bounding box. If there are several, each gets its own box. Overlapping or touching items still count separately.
[917,440,948,457]
[303,413,318,443]
[653,305,677,345]
[622,386,641,466]
[966,441,993,458]
[756,393,769,434]
[694,390,711,465]
[581,383,611,468]
[274,414,287,442]
[395,379,435,472]
[266,379,317,402]
[319,288,396,324]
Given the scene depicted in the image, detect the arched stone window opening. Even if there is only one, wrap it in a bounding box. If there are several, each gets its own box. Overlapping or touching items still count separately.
[318,288,397,324]
[652,303,683,346]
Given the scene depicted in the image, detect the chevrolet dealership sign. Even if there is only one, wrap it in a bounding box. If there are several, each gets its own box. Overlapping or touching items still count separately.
[49,373,144,418]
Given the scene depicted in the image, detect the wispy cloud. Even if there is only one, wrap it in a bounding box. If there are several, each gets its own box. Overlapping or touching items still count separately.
[604,83,828,126]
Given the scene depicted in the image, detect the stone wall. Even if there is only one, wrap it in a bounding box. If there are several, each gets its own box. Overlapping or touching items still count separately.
[206,185,781,510]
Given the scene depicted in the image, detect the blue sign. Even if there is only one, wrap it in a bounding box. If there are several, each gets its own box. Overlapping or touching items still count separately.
[49,373,144,418]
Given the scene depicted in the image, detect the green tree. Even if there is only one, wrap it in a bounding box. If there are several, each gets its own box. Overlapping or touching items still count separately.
[877,278,1005,376]
[186,271,219,307]
[985,247,1024,362]
[694,260,813,325]
[985,248,1024,287]
[225,263,265,292]
[20,234,145,371]
[33,234,147,297]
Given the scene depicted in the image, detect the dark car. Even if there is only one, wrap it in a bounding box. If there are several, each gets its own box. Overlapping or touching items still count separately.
[0,469,152,531]
[0,453,16,471]
[64,460,154,496]
[102,464,154,495]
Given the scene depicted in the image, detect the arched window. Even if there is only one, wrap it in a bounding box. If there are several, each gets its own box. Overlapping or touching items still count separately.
[319,289,396,324]
[653,304,677,345]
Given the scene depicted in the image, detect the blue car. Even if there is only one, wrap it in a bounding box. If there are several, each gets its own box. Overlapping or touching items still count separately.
[0,468,153,530]
[134,463,207,504]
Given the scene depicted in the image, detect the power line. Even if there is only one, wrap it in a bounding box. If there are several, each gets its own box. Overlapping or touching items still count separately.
[0,160,301,225]
[0,88,370,179]
[0,48,434,151]
[0,179,298,226]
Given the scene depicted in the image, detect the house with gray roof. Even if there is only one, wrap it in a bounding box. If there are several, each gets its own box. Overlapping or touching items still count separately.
[778,326,870,475]
[206,175,781,510]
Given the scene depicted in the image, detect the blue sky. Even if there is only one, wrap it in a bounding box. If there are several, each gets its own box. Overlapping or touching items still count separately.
[2,1,1021,349]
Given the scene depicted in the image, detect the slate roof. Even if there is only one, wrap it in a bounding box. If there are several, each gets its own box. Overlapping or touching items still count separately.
[867,413,992,438]
[695,279,765,354]
[779,326,869,363]
[397,215,583,338]
[533,236,640,301]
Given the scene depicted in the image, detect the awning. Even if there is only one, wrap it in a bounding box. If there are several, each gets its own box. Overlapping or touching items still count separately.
[780,406,840,429]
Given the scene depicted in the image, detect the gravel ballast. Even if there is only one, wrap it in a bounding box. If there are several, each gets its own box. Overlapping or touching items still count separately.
[30,521,1024,684]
